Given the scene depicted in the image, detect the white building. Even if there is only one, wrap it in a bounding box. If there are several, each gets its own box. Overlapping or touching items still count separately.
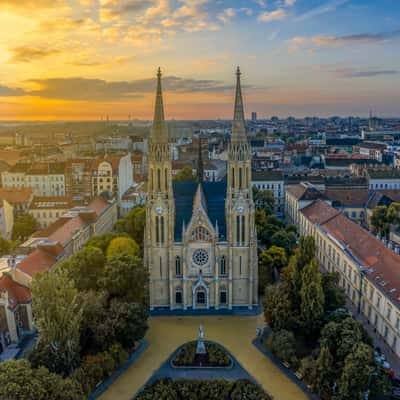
[297,199,400,360]
[252,171,285,216]
[1,162,66,197]
[367,169,400,190]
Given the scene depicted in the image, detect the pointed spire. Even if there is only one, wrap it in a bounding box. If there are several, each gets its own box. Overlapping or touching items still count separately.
[151,67,168,143]
[232,66,247,143]
[197,136,204,183]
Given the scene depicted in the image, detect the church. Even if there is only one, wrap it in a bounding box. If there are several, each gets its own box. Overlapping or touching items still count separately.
[145,67,258,312]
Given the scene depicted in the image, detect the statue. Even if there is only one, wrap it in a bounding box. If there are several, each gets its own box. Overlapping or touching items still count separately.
[198,324,204,339]
[196,324,206,355]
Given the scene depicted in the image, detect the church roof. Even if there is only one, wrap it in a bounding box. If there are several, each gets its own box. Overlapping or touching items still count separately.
[173,180,227,242]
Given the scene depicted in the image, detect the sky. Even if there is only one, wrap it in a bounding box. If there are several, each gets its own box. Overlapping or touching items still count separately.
[0,0,399,121]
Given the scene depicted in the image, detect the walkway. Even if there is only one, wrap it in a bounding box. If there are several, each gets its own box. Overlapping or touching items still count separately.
[99,314,307,400]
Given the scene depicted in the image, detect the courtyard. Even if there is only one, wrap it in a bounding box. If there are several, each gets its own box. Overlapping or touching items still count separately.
[99,314,307,400]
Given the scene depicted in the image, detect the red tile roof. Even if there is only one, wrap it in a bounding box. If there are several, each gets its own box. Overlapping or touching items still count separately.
[16,248,58,278]
[0,188,33,204]
[88,197,110,216]
[324,189,370,207]
[0,274,31,309]
[302,200,400,306]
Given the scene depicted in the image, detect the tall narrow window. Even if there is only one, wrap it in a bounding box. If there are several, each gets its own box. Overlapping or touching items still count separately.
[159,257,162,278]
[241,215,245,244]
[246,168,249,189]
[157,169,161,191]
[232,167,235,189]
[236,215,240,245]
[165,168,168,190]
[239,256,242,275]
[220,255,226,275]
[155,216,159,243]
[160,216,165,243]
[175,256,181,276]
[150,169,153,191]
[239,168,242,190]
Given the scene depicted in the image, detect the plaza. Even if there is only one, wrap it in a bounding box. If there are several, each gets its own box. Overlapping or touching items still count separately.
[99,315,307,400]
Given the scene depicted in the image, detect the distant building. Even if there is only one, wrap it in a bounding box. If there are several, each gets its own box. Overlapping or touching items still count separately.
[0,200,13,239]
[1,162,66,197]
[252,171,284,216]
[251,112,257,121]
[0,188,33,215]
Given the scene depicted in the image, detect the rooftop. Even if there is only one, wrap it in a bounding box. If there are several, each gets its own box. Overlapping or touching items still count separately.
[0,274,31,309]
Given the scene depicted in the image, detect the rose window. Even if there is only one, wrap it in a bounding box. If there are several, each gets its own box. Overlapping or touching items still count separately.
[192,249,209,266]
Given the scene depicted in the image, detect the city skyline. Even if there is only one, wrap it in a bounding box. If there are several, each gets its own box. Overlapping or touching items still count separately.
[0,0,399,120]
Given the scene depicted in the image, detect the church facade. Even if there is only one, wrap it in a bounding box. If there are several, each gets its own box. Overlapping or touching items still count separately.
[145,67,258,312]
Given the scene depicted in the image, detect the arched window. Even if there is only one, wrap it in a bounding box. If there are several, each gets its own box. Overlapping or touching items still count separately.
[175,288,182,304]
[241,215,245,244]
[157,168,161,191]
[191,226,210,241]
[175,256,181,276]
[236,215,240,245]
[155,216,160,243]
[220,255,226,275]
[219,287,227,304]
[160,216,165,243]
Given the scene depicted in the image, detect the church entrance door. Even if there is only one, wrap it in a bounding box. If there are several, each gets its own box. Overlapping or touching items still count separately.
[196,290,206,306]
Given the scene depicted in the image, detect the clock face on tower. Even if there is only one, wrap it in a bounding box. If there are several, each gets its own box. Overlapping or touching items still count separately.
[237,205,244,213]
[192,249,209,266]
[155,206,163,215]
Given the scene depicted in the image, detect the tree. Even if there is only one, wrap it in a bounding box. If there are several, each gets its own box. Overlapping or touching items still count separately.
[270,230,297,255]
[371,205,389,237]
[67,246,105,291]
[337,343,375,400]
[300,260,325,335]
[253,187,274,214]
[322,272,346,314]
[270,330,298,368]
[258,246,287,293]
[106,236,139,259]
[311,345,335,398]
[0,360,83,400]
[85,231,128,254]
[98,300,148,349]
[12,213,39,241]
[100,253,148,303]
[320,317,371,364]
[115,206,146,247]
[0,237,11,256]
[174,165,196,182]
[263,284,295,331]
[31,269,83,375]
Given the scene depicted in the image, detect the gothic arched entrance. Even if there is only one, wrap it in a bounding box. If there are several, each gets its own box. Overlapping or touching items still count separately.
[192,277,209,309]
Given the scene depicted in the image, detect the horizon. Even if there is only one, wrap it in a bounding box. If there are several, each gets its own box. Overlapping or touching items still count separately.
[1,0,400,120]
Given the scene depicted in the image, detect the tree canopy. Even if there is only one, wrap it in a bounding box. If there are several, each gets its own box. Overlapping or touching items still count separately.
[12,213,39,241]
[174,165,196,182]
[115,206,145,247]
[106,236,139,259]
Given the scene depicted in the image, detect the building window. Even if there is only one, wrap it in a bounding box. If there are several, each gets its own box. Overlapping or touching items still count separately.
[220,289,227,304]
[175,290,182,304]
[387,306,392,321]
[191,226,210,241]
[236,215,240,244]
[220,256,226,275]
[160,216,165,243]
[165,168,168,191]
[155,217,159,243]
[175,256,181,276]
[157,168,161,191]
[159,257,162,278]
[239,256,242,275]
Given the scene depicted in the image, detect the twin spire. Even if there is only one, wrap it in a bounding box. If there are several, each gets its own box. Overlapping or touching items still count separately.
[151,66,247,144]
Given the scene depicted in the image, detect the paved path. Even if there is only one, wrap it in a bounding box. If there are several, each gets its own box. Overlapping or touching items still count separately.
[99,314,307,400]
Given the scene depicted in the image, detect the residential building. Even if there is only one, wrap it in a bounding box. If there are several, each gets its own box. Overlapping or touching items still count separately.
[0,188,33,215]
[252,171,284,216]
[298,199,400,359]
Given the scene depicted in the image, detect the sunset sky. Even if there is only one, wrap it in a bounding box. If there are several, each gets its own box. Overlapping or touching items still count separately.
[0,0,399,120]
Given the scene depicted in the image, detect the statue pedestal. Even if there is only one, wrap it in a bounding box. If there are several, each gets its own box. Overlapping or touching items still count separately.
[196,338,206,355]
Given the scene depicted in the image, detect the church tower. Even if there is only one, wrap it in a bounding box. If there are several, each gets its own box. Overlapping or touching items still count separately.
[226,67,258,309]
[145,68,174,310]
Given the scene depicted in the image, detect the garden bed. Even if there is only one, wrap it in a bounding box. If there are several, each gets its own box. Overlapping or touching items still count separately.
[171,341,232,368]
[135,378,271,399]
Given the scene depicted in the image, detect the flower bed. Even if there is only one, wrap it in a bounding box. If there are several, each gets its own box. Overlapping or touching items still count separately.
[135,378,271,400]
[172,341,232,368]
